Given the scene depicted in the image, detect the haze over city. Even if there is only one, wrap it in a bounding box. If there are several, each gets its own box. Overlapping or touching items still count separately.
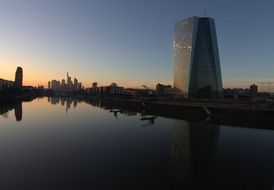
[1,0,274,89]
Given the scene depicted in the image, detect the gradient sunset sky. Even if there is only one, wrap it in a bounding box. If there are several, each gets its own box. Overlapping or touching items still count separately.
[1,0,274,89]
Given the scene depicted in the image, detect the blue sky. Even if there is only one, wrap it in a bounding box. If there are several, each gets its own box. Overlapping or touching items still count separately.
[1,0,274,89]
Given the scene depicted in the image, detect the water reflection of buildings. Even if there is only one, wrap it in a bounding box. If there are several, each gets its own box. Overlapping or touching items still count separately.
[14,102,22,121]
[171,121,274,189]
[47,97,79,113]
[86,99,138,118]
[0,101,23,121]
[171,120,219,189]
[86,99,159,126]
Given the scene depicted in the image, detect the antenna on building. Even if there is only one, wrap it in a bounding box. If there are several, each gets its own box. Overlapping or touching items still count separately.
[204,9,207,17]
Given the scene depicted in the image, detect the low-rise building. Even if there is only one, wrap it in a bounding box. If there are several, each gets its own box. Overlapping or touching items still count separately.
[223,88,250,99]
[156,83,173,97]
[98,83,124,96]
[0,78,15,90]
[90,82,99,96]
[250,84,258,97]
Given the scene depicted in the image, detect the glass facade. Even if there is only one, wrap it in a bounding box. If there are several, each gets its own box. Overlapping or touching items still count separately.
[173,17,223,98]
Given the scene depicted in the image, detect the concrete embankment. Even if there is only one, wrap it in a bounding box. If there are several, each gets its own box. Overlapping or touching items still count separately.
[150,101,274,127]
[86,97,274,129]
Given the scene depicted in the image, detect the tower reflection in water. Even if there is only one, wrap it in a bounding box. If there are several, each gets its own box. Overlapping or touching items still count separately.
[14,102,22,121]
[171,120,219,189]
[171,120,274,189]
[48,97,79,113]
[0,101,23,122]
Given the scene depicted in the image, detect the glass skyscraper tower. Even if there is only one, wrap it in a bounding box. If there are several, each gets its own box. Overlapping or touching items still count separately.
[173,16,223,98]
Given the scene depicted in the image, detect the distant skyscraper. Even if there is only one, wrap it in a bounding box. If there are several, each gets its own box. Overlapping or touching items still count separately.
[67,72,72,91]
[250,84,258,97]
[92,82,98,88]
[173,16,223,98]
[61,79,66,91]
[51,80,60,91]
[91,82,98,96]
[49,73,82,92]
[15,67,23,88]
[74,78,78,90]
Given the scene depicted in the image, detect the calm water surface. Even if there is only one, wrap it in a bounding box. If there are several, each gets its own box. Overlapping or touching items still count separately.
[1,97,274,190]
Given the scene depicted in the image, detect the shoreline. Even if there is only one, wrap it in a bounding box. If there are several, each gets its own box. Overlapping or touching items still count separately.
[1,94,274,129]
[84,96,274,129]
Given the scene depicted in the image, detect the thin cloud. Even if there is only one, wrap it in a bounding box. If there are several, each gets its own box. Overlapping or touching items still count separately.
[220,16,239,22]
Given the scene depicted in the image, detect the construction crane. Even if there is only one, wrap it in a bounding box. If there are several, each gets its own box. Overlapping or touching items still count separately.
[267,82,274,92]
[259,82,265,92]
[258,82,274,92]
[141,84,156,98]
[142,85,150,90]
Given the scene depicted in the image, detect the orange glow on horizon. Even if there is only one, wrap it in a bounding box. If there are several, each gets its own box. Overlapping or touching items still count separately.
[1,53,170,89]
[1,64,259,90]
[2,52,264,90]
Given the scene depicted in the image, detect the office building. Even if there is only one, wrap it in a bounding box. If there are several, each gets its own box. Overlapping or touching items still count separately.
[67,72,72,91]
[250,84,258,97]
[74,78,79,91]
[173,16,223,98]
[0,79,14,90]
[156,83,173,97]
[51,80,60,91]
[15,67,23,88]
[60,79,66,91]
[90,82,98,96]
[49,73,83,92]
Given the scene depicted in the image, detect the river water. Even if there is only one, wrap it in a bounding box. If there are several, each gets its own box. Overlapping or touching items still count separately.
[0,97,274,190]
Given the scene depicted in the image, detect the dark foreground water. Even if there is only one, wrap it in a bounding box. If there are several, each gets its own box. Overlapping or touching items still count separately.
[0,97,274,190]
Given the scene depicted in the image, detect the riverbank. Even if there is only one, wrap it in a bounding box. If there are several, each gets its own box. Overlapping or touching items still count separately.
[84,96,274,129]
[0,90,44,102]
[2,93,274,129]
